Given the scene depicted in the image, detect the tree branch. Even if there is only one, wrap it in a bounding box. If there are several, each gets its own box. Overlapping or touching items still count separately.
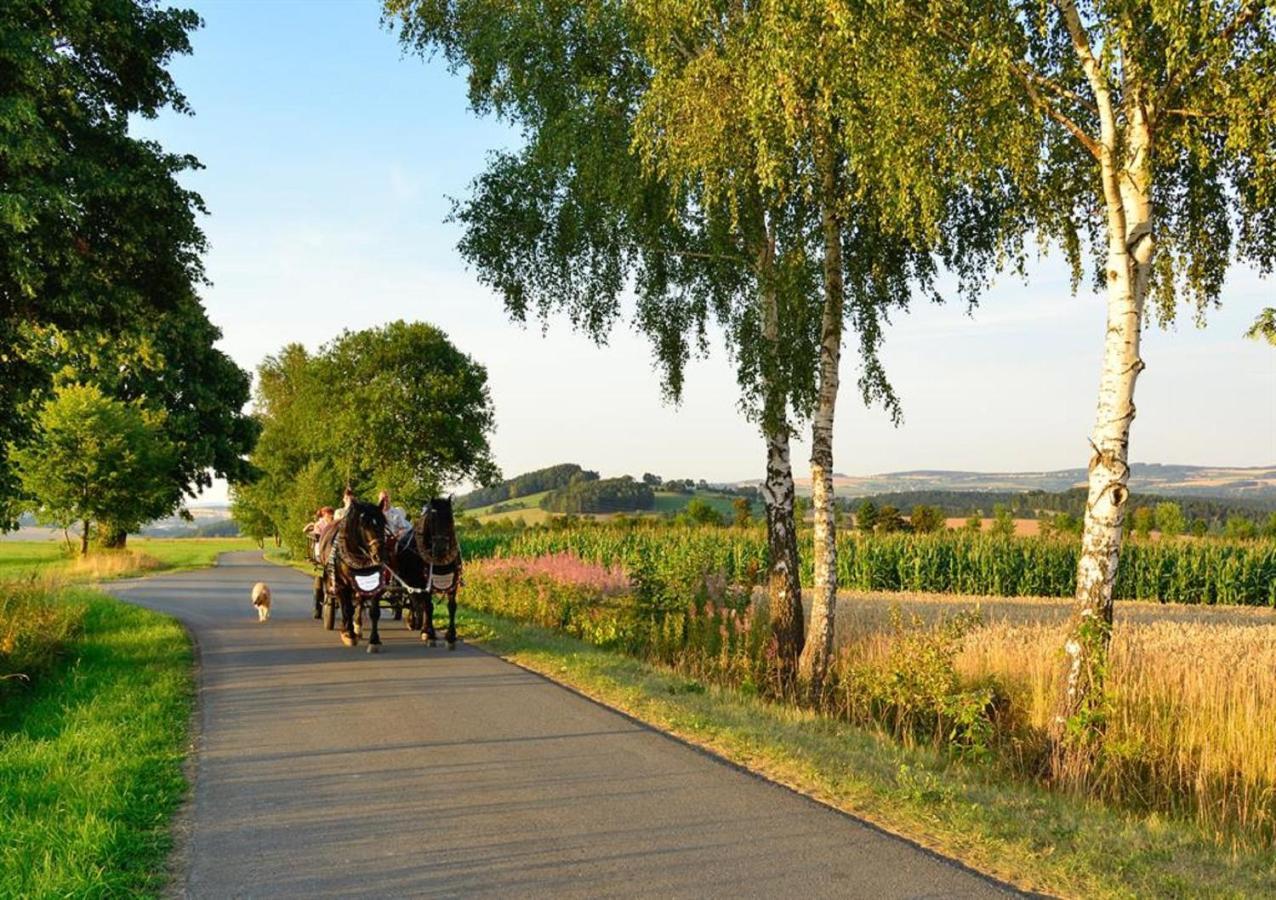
[1017,64,1101,158]
[1160,0,1261,108]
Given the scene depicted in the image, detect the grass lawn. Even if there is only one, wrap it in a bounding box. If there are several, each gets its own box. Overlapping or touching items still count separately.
[460,607,1276,899]
[0,588,193,897]
[0,537,253,582]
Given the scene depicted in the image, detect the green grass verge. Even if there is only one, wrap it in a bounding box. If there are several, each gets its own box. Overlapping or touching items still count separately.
[459,607,1276,899]
[0,588,193,897]
[0,537,253,582]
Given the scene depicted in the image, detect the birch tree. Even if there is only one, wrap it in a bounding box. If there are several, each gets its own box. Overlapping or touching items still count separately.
[882,0,1276,783]
[638,0,1014,694]
[384,0,821,682]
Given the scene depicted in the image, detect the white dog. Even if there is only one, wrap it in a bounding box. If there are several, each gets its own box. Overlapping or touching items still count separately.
[251,582,272,622]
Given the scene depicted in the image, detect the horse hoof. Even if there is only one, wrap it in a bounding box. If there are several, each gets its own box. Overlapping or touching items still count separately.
[367,644,381,654]
[340,634,356,647]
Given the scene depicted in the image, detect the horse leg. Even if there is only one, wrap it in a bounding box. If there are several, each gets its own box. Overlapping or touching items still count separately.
[339,585,357,647]
[367,597,382,654]
[445,589,458,649]
[354,598,364,637]
[423,592,438,645]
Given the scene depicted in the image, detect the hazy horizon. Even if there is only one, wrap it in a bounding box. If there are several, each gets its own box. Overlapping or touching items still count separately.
[132,1,1275,505]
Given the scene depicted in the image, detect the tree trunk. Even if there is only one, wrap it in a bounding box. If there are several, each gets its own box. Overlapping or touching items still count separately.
[798,146,845,699]
[758,220,804,691]
[100,524,127,549]
[1051,54,1153,784]
[81,519,91,556]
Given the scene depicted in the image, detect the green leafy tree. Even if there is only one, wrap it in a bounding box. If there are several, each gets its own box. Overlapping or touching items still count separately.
[233,322,498,555]
[11,385,174,554]
[909,505,946,534]
[1,0,207,525]
[990,504,1015,539]
[965,514,983,533]
[1043,512,1083,538]
[1132,506,1156,540]
[683,497,726,527]
[1154,502,1185,540]
[385,0,820,685]
[856,499,880,533]
[875,505,906,533]
[732,497,753,527]
[877,0,1276,783]
[16,294,256,545]
[633,0,1012,695]
[1189,519,1209,538]
[1224,515,1257,540]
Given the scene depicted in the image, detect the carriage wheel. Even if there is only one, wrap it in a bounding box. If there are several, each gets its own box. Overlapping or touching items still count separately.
[406,602,422,631]
[312,575,324,620]
[322,598,336,631]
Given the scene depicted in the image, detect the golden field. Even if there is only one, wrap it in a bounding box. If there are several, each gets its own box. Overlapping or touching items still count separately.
[829,590,1276,847]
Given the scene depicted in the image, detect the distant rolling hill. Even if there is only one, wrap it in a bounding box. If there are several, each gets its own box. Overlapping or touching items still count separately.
[777,464,1276,504]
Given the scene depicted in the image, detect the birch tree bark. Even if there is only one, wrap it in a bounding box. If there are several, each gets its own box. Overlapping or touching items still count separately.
[1051,4,1155,784]
[758,222,804,690]
[798,140,845,697]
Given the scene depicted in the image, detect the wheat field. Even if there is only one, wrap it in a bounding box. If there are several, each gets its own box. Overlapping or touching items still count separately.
[827,590,1276,846]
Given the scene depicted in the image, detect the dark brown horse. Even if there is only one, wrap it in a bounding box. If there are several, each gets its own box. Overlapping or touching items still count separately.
[393,497,462,649]
[326,500,389,652]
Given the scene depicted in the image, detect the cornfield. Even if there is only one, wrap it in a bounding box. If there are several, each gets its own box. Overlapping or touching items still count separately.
[463,524,1276,606]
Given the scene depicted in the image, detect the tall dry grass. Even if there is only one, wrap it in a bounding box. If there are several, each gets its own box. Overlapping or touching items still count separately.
[831,596,1276,848]
[58,550,164,581]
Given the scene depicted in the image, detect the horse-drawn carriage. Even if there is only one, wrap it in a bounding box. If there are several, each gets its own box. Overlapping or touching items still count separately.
[308,497,462,653]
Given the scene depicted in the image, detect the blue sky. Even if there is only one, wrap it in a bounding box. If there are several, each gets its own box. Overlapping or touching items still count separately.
[138,0,1276,499]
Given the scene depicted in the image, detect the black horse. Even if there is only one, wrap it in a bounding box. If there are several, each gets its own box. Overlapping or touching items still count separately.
[326,500,389,653]
[393,497,463,649]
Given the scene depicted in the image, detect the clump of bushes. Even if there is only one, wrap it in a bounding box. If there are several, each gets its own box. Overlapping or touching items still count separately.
[828,609,1003,759]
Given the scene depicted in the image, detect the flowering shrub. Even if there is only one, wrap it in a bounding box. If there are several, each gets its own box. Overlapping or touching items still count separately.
[479,552,631,595]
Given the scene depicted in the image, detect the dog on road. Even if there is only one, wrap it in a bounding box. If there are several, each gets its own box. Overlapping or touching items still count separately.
[251,582,272,622]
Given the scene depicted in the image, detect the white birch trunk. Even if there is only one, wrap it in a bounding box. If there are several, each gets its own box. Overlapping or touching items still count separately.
[798,147,844,697]
[758,220,804,687]
[1053,6,1155,781]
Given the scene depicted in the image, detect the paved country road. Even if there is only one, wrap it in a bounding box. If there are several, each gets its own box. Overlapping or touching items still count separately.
[107,552,1021,899]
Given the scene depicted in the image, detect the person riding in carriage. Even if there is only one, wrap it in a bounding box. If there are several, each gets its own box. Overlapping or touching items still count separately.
[377,489,411,538]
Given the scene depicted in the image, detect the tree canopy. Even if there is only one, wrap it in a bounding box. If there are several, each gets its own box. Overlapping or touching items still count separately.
[1,0,210,522]
[10,384,175,553]
[13,295,256,529]
[232,321,498,555]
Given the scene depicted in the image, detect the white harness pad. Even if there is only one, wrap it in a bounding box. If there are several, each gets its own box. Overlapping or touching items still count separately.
[355,572,381,593]
[430,571,456,591]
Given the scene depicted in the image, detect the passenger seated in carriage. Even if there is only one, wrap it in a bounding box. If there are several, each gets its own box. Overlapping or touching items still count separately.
[378,490,411,538]
[304,507,336,562]
[332,486,355,522]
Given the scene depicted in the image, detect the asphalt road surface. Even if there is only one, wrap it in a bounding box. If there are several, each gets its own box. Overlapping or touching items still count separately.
[106,552,1019,899]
